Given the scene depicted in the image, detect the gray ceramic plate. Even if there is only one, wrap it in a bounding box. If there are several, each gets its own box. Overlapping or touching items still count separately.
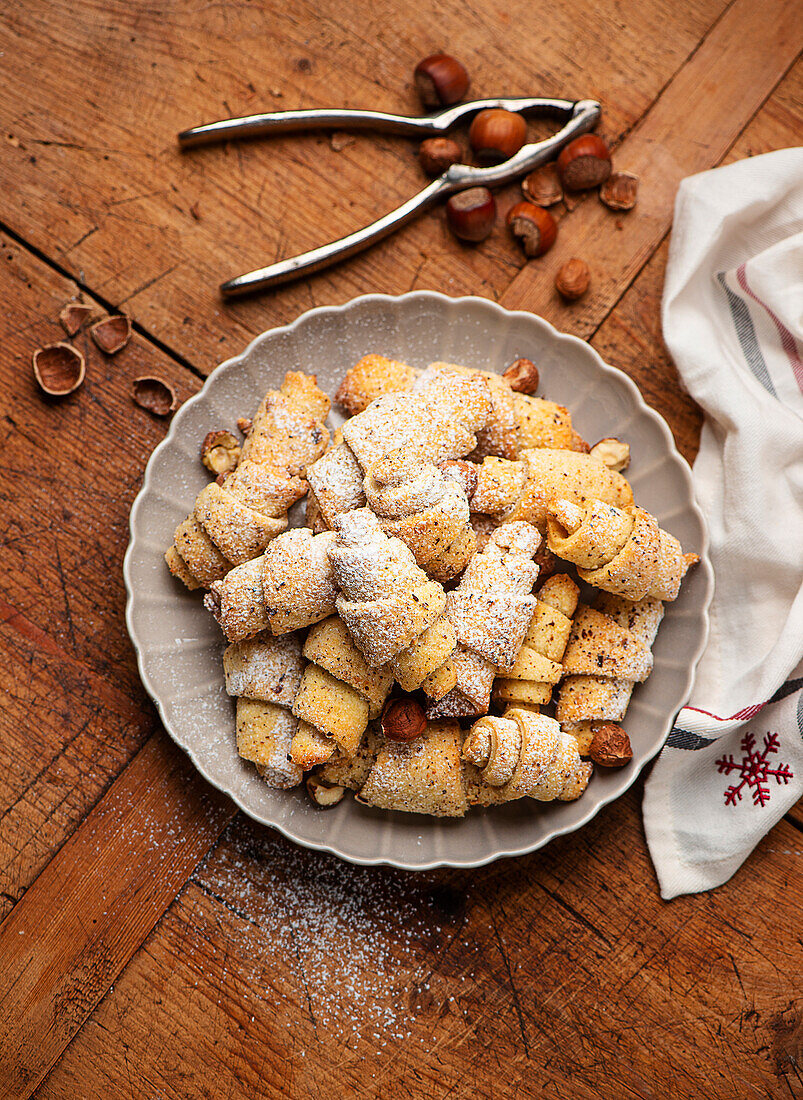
[124,292,712,870]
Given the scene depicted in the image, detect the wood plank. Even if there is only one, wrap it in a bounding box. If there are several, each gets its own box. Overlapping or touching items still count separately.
[32,790,803,1100]
[0,231,201,920]
[500,0,803,332]
[0,732,235,1100]
[0,0,728,368]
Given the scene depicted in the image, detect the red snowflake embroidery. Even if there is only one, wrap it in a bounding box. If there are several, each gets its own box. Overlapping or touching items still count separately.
[716,732,794,807]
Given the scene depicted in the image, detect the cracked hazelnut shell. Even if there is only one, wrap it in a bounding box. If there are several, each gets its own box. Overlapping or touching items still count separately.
[521,164,563,207]
[90,314,132,354]
[59,302,92,337]
[600,171,639,211]
[506,202,556,257]
[33,342,85,397]
[132,376,176,416]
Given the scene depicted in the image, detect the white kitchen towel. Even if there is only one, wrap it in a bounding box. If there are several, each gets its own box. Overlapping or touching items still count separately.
[643,148,803,900]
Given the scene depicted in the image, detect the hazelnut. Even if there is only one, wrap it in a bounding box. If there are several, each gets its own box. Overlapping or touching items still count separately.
[469,109,527,163]
[589,437,630,472]
[306,774,346,808]
[557,135,612,191]
[418,137,463,176]
[381,697,426,743]
[414,54,470,109]
[533,544,558,583]
[236,416,253,436]
[90,314,132,354]
[32,342,85,397]
[502,357,539,394]
[588,722,633,767]
[202,430,241,474]
[555,258,590,300]
[600,171,639,211]
[506,202,556,257]
[438,459,478,501]
[446,187,496,242]
[59,302,92,337]
[131,376,176,416]
[521,164,563,207]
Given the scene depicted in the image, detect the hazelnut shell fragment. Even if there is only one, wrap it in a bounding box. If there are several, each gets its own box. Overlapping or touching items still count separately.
[32,342,85,397]
[418,137,463,176]
[589,437,630,472]
[306,775,346,808]
[521,164,563,207]
[237,416,253,436]
[506,202,557,258]
[381,697,427,743]
[132,376,176,416]
[202,430,241,474]
[588,722,633,767]
[469,109,527,163]
[414,54,470,109]
[555,258,590,301]
[90,314,132,354]
[59,302,93,337]
[600,171,639,211]
[557,135,612,191]
[502,357,540,394]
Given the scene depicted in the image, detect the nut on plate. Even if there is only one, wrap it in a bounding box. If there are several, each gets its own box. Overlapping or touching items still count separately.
[201,429,242,474]
[502,357,540,394]
[381,697,426,743]
[90,314,132,354]
[521,164,563,207]
[306,774,346,808]
[588,722,633,767]
[236,416,253,436]
[438,458,479,501]
[555,258,590,301]
[589,437,630,472]
[600,172,639,211]
[32,342,85,397]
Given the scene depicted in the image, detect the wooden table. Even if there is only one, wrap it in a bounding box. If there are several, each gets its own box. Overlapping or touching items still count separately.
[0,2,801,1096]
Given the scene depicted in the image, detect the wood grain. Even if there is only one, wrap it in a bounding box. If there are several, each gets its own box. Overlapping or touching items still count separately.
[0,732,235,1100]
[0,232,201,921]
[0,0,728,367]
[0,4,799,1099]
[31,792,803,1100]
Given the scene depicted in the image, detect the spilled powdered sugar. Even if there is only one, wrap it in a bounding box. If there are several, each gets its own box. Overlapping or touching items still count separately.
[187,821,473,1045]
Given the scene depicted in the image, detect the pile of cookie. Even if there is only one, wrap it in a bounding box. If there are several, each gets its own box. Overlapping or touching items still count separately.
[166,356,697,817]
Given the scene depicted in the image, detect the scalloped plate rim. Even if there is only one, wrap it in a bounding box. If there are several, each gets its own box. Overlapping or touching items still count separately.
[124,291,713,871]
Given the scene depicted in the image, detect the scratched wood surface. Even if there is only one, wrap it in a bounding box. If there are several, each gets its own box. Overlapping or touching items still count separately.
[0,1,801,1097]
